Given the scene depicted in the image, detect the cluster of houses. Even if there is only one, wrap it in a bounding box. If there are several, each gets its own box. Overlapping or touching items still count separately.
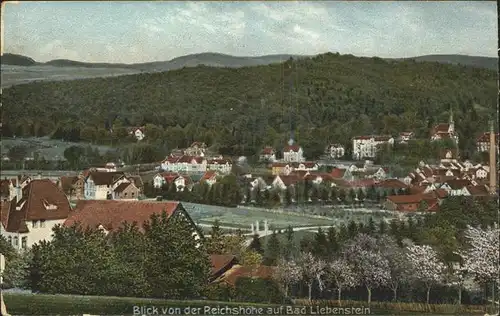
[257,112,496,162]
[0,176,273,286]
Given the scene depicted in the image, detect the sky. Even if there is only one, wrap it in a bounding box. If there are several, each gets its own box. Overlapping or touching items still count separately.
[1,1,497,64]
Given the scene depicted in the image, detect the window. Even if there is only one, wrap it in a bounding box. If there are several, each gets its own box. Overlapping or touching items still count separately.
[21,237,27,249]
[7,236,12,244]
[13,236,18,246]
[131,193,135,197]
[124,193,128,197]
[40,219,46,228]
[32,220,38,228]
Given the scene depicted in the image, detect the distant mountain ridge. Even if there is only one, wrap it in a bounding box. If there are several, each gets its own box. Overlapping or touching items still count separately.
[2,52,497,71]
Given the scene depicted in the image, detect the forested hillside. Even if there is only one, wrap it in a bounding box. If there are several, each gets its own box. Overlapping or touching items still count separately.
[2,52,496,158]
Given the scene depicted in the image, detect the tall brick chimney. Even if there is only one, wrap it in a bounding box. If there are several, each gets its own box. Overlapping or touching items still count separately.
[489,120,497,195]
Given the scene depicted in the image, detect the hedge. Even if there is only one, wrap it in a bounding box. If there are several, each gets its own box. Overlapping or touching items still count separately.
[3,293,277,315]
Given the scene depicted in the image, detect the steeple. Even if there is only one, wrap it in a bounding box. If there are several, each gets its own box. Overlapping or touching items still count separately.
[448,107,454,132]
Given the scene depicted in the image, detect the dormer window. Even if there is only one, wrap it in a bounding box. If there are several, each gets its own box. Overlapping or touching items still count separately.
[43,200,58,210]
[40,219,46,228]
[32,220,38,228]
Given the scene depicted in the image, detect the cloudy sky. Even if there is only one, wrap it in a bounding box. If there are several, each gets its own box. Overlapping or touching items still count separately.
[2,1,497,64]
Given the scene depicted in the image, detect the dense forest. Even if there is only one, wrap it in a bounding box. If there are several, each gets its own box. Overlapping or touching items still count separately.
[2,52,497,159]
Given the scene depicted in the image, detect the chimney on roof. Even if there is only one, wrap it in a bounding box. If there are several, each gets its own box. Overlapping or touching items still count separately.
[489,120,497,195]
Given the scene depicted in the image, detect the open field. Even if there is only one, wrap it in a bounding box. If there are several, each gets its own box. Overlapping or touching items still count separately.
[1,64,141,88]
[183,202,338,230]
[0,137,113,160]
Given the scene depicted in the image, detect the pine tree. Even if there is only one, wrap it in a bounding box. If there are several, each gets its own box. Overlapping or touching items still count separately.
[312,227,329,259]
[357,188,365,203]
[338,223,349,242]
[248,234,264,254]
[379,220,387,236]
[326,226,339,256]
[282,225,295,260]
[206,220,225,254]
[299,236,314,253]
[144,210,211,299]
[347,220,358,238]
[263,231,281,266]
[367,217,376,235]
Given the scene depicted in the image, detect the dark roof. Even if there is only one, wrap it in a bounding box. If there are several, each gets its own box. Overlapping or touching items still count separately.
[88,171,125,186]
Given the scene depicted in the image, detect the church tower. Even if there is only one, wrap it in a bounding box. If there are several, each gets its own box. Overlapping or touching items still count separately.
[448,107,454,133]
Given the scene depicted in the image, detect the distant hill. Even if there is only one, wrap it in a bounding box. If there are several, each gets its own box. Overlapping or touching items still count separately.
[3,52,496,71]
[1,52,497,88]
[1,53,37,66]
[394,54,498,71]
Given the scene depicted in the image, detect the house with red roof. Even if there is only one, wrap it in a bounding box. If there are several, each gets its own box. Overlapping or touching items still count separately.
[210,254,238,282]
[430,111,459,144]
[200,171,218,186]
[64,200,202,246]
[212,264,275,287]
[283,143,305,163]
[271,175,301,191]
[384,194,440,213]
[1,179,71,251]
[259,147,277,162]
[152,172,193,191]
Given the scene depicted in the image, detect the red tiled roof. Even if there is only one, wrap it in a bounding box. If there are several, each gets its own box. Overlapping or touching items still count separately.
[301,162,317,168]
[476,132,499,143]
[431,123,450,134]
[218,265,275,287]
[387,194,432,204]
[408,185,427,194]
[159,172,180,183]
[289,170,309,179]
[466,185,490,196]
[201,171,217,181]
[432,189,448,199]
[210,254,237,275]
[0,199,12,229]
[283,145,300,152]
[374,136,392,142]
[0,179,11,196]
[64,200,181,233]
[2,180,71,233]
[59,176,79,193]
[330,168,346,178]
[376,179,407,189]
[261,147,275,155]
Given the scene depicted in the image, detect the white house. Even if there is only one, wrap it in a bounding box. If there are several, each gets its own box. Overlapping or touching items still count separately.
[352,136,394,160]
[259,147,277,162]
[325,144,345,159]
[129,127,145,141]
[184,142,207,157]
[283,143,305,163]
[207,158,233,174]
[476,132,498,152]
[1,179,71,251]
[161,156,207,173]
[84,171,126,200]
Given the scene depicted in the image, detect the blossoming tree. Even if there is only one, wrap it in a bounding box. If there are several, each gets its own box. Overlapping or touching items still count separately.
[297,252,326,301]
[274,258,301,297]
[326,257,358,306]
[406,244,446,305]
